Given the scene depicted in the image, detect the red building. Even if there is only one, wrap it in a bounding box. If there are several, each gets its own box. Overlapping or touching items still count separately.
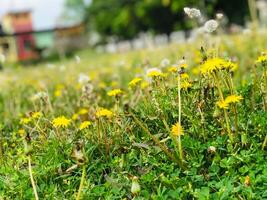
[4,11,38,61]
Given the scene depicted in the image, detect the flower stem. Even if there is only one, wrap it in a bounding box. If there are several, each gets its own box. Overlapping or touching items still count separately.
[228,75,239,135]
[262,134,267,150]
[264,65,267,111]
[131,114,184,168]
[28,156,39,200]
[76,165,87,200]
[262,133,267,150]
[213,73,233,142]
[177,73,183,161]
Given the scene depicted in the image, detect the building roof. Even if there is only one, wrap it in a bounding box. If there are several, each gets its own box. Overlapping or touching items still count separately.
[4,9,32,16]
[0,23,85,37]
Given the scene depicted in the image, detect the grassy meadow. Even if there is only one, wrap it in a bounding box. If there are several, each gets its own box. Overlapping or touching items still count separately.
[0,32,267,199]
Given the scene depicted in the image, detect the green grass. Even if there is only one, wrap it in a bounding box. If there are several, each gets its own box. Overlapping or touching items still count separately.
[0,33,267,199]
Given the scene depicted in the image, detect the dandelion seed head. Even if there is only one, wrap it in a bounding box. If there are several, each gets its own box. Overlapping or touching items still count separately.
[204,19,218,33]
[216,13,224,20]
[160,58,170,67]
[184,7,201,18]
[78,73,90,85]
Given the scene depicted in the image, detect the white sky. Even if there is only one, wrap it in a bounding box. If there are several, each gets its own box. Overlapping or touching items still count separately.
[0,0,65,30]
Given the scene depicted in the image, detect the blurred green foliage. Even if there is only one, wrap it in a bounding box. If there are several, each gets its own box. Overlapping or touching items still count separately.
[67,0,249,39]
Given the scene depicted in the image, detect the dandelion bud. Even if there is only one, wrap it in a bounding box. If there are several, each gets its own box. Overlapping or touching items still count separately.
[244,176,250,186]
[131,176,140,195]
[204,19,218,33]
[208,146,216,153]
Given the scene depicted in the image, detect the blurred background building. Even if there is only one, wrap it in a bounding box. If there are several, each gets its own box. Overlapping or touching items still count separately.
[1,0,267,64]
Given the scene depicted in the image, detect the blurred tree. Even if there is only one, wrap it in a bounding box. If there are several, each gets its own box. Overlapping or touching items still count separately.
[64,0,250,40]
[63,0,89,24]
[87,0,200,39]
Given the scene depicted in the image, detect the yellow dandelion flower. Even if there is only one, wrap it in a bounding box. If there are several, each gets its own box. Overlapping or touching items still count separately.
[171,122,184,136]
[146,68,165,78]
[180,63,188,68]
[52,116,71,128]
[147,71,165,77]
[200,58,237,75]
[216,100,229,109]
[111,81,118,87]
[226,62,238,71]
[225,95,243,104]
[72,113,79,121]
[129,78,142,87]
[168,66,178,73]
[96,108,113,118]
[18,129,25,137]
[31,111,41,119]
[141,81,149,89]
[54,89,62,97]
[107,89,123,97]
[256,54,267,64]
[181,73,189,79]
[75,84,82,90]
[192,67,200,75]
[181,81,192,90]
[56,84,65,90]
[79,121,92,130]
[20,117,31,125]
[78,108,88,115]
[98,81,106,89]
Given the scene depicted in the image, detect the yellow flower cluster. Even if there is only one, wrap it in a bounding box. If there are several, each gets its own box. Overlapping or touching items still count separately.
[96,108,113,118]
[20,111,42,125]
[128,78,142,87]
[181,81,192,90]
[54,84,65,97]
[171,122,184,136]
[107,89,123,97]
[256,54,267,64]
[18,129,26,137]
[216,100,229,109]
[31,111,42,119]
[52,116,71,128]
[78,108,88,115]
[216,95,243,109]
[141,81,149,89]
[225,95,243,103]
[147,71,165,77]
[20,117,31,125]
[200,58,237,75]
[79,121,92,130]
[168,66,178,73]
